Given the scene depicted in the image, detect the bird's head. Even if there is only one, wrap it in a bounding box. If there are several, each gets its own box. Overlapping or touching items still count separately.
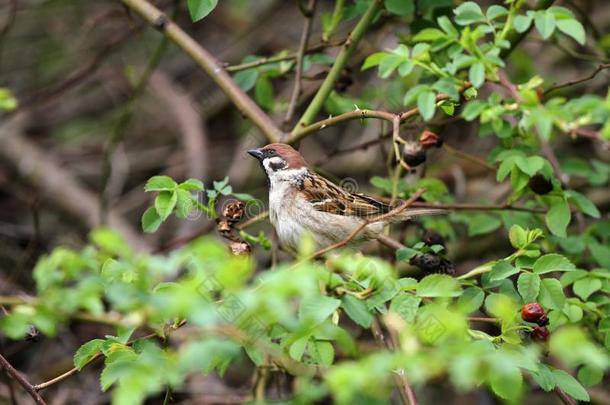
[247,143,308,179]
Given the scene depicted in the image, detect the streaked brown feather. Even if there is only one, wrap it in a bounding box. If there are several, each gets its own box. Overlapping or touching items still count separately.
[300,172,394,218]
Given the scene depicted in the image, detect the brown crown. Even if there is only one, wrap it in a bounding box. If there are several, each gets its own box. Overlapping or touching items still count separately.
[261,143,308,169]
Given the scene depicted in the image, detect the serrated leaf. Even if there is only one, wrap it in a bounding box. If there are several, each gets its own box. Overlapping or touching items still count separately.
[552,369,590,401]
[490,260,520,281]
[573,277,602,300]
[309,340,334,366]
[417,91,436,121]
[532,364,556,391]
[517,272,540,303]
[469,62,485,88]
[389,294,421,322]
[155,191,177,221]
[299,296,341,325]
[533,254,575,274]
[456,287,484,313]
[546,198,571,238]
[144,175,176,191]
[141,207,162,233]
[417,274,461,297]
[74,339,104,370]
[341,295,373,328]
[509,225,528,249]
[539,278,565,310]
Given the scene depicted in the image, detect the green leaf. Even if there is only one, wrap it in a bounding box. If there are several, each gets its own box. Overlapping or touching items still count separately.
[486,5,508,20]
[299,296,341,325]
[509,225,528,249]
[179,178,204,191]
[413,28,446,42]
[362,52,385,70]
[389,294,421,322]
[155,191,177,221]
[385,0,414,17]
[556,18,585,45]
[74,339,104,370]
[513,14,533,33]
[462,101,486,121]
[144,175,176,191]
[539,278,566,310]
[517,272,540,303]
[573,277,602,300]
[187,0,219,22]
[417,274,461,297]
[552,369,590,402]
[341,296,373,328]
[417,91,436,121]
[175,189,194,219]
[456,287,484,314]
[489,366,522,400]
[534,10,556,39]
[453,2,485,25]
[546,198,571,238]
[141,207,162,233]
[566,191,600,218]
[309,340,335,367]
[289,336,309,361]
[532,364,556,391]
[589,242,610,267]
[437,15,459,38]
[490,261,520,281]
[234,69,258,92]
[577,365,603,387]
[0,87,18,111]
[468,62,485,88]
[255,76,274,110]
[533,254,575,274]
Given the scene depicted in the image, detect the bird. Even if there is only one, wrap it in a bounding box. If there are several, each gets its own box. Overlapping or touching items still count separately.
[247,143,444,251]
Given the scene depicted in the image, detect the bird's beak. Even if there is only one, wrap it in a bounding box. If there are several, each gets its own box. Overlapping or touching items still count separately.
[247,148,265,160]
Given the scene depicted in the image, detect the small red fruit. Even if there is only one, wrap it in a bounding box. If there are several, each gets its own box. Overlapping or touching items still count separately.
[521,303,546,323]
[531,325,549,341]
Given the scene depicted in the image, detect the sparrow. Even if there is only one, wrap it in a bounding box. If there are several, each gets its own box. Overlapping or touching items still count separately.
[248,143,444,250]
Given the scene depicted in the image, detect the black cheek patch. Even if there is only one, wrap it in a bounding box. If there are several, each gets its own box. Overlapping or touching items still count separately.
[270,161,286,171]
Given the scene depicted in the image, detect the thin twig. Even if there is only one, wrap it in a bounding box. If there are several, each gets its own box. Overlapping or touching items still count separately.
[291,0,382,136]
[544,64,610,97]
[284,0,317,127]
[224,40,344,72]
[409,202,545,213]
[554,386,578,405]
[120,0,283,142]
[0,353,47,405]
[310,188,425,258]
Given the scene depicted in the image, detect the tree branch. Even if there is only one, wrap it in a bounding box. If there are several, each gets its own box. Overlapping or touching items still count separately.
[120,0,283,143]
[290,0,382,138]
[0,353,47,405]
[284,0,317,127]
[544,63,610,97]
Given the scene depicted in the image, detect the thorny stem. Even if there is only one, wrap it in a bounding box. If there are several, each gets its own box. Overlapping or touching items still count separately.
[284,0,317,127]
[291,0,382,137]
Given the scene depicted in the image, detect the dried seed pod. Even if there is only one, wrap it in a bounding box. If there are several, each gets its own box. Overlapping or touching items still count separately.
[423,230,445,247]
[419,130,443,149]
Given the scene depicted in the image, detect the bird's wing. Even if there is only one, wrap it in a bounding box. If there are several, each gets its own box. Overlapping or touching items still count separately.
[299,172,393,218]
